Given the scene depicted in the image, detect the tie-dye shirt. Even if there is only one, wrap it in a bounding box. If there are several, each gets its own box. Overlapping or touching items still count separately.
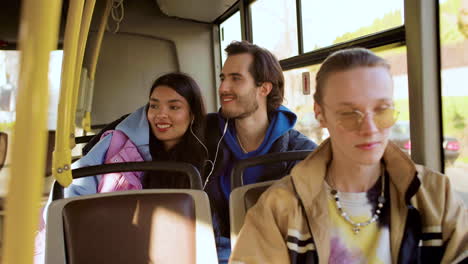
[325,183,391,264]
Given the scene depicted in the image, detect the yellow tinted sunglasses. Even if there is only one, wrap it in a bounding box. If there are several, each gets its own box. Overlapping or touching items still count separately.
[335,107,399,131]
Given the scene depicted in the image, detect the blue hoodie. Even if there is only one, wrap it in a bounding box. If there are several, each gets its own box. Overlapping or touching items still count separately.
[218,105,299,198]
[204,105,317,263]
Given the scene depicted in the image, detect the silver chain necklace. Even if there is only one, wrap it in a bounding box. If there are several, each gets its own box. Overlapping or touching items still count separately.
[328,166,386,235]
[236,133,249,153]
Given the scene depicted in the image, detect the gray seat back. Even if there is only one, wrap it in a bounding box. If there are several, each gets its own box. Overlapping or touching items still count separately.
[46,190,217,264]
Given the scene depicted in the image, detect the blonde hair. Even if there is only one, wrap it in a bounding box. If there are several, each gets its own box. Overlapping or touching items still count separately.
[314,48,390,105]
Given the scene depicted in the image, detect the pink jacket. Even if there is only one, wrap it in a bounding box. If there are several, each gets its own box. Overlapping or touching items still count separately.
[97,130,144,192]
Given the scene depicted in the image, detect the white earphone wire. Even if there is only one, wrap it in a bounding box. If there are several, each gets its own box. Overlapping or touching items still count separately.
[189,118,229,190]
[190,119,210,158]
[203,119,229,190]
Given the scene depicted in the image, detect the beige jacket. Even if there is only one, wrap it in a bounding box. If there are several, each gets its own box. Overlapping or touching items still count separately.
[230,140,468,264]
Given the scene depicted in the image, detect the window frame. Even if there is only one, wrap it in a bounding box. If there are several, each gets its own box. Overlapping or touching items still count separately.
[215,0,446,173]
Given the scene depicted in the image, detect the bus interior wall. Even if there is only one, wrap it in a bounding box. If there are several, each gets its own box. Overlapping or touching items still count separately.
[85,0,218,125]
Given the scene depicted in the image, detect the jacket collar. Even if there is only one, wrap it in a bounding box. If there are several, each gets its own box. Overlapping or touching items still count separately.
[290,139,421,263]
[290,138,418,205]
[381,140,419,202]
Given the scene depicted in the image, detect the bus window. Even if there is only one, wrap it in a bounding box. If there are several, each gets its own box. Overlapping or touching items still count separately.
[283,66,322,144]
[283,46,410,146]
[439,0,468,203]
[0,50,63,197]
[378,47,410,155]
[301,0,404,53]
[220,11,242,65]
[250,0,298,60]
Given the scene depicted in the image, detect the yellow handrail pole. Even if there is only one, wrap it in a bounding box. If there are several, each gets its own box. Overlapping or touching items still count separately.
[89,0,111,80]
[82,0,112,133]
[52,0,85,187]
[69,0,96,147]
[1,0,62,263]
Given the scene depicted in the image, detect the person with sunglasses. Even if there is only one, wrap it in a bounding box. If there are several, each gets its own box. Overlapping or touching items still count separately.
[229,48,467,264]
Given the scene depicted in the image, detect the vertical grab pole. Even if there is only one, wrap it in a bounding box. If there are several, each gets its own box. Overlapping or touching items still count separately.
[69,0,96,147]
[1,0,62,263]
[82,0,112,133]
[52,0,85,187]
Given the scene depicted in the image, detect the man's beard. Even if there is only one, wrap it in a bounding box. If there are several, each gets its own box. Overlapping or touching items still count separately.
[221,89,259,119]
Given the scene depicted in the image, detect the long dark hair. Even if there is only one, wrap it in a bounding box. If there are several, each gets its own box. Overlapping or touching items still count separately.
[142,72,207,189]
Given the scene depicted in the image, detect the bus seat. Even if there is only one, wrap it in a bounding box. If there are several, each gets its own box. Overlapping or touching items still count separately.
[45,190,217,264]
[230,150,312,191]
[229,180,276,248]
[0,132,7,252]
[229,151,312,249]
[0,132,7,171]
[46,114,128,168]
[74,135,94,145]
[45,130,56,177]
[51,161,203,201]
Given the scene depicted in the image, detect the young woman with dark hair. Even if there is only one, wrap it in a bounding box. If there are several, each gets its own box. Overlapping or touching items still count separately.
[143,72,207,189]
[66,72,207,193]
[35,72,208,263]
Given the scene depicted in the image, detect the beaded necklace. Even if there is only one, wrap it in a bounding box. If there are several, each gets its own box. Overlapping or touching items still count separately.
[328,165,386,234]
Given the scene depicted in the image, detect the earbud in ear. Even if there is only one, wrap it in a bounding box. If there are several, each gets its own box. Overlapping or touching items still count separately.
[316,114,323,122]
[191,118,195,124]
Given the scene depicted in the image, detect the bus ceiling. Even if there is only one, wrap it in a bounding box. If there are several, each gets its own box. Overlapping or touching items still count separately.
[0,0,239,44]
[156,0,238,23]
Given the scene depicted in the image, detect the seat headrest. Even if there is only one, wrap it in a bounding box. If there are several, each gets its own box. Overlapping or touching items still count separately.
[62,193,196,264]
